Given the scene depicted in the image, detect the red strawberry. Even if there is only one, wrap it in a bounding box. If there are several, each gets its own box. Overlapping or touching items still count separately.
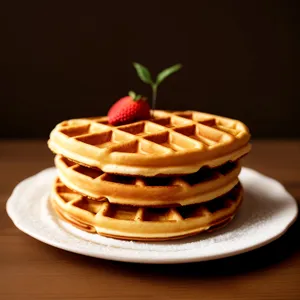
[108,92,150,125]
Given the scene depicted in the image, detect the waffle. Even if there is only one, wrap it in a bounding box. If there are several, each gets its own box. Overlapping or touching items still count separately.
[50,178,243,241]
[48,110,251,176]
[55,155,241,207]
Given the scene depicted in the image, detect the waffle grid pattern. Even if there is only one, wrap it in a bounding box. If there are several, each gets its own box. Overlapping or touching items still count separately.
[56,155,241,206]
[58,111,243,155]
[59,156,239,188]
[49,110,251,175]
[54,180,241,224]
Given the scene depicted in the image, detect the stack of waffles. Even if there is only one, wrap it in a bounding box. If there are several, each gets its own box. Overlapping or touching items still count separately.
[48,110,251,241]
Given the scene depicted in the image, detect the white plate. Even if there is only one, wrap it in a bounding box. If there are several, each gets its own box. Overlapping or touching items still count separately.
[6,167,298,264]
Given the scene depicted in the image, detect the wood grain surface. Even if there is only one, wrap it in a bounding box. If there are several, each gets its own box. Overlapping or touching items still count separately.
[0,140,299,300]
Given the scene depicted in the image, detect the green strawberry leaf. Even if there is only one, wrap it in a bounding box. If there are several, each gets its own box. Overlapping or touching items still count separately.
[156,64,182,86]
[133,62,154,85]
[128,90,136,99]
[128,90,145,101]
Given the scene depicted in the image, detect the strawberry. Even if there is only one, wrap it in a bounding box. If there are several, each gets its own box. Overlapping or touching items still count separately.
[108,91,150,125]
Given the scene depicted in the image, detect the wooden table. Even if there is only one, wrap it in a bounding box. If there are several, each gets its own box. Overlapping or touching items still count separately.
[1,140,299,300]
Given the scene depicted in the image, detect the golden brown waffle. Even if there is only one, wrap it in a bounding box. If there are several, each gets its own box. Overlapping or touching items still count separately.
[48,110,251,176]
[51,178,243,241]
[55,155,241,207]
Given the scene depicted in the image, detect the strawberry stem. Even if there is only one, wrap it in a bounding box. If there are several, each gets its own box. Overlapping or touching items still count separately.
[152,85,157,110]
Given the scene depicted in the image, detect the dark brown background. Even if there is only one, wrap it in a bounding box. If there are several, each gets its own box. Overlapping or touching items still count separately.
[1,1,299,139]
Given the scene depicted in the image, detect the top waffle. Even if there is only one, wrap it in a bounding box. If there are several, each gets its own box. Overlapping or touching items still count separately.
[48,110,251,176]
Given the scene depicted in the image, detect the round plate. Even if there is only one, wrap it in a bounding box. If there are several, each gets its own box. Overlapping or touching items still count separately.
[6,167,298,264]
